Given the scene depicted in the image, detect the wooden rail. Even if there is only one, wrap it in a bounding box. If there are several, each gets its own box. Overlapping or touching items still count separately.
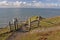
[0,16,42,35]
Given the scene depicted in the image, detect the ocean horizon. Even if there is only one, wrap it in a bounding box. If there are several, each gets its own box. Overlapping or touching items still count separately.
[0,8,60,27]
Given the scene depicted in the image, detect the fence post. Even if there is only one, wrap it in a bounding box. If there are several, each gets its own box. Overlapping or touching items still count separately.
[28,17,31,31]
[38,16,40,27]
[9,21,12,32]
[14,22,16,31]
[13,18,18,31]
[16,18,18,30]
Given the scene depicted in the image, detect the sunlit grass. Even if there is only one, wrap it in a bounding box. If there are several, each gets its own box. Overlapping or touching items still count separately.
[40,16,60,28]
[0,26,12,40]
[0,27,10,34]
[19,16,60,40]
[1,16,60,40]
[0,33,12,40]
[0,23,22,40]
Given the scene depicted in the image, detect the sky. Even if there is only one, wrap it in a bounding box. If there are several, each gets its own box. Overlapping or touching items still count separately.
[0,0,60,8]
[0,0,59,3]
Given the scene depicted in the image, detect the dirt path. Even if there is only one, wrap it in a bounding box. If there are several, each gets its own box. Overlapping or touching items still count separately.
[7,31,28,40]
[7,26,60,40]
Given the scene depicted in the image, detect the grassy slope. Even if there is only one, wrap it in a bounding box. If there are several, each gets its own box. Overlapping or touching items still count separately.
[20,16,60,40]
[0,24,21,40]
[40,16,60,27]
[47,30,60,40]
[1,16,60,40]
[0,27,10,34]
[27,16,60,28]
[0,33,12,40]
[20,30,60,40]
[0,26,12,40]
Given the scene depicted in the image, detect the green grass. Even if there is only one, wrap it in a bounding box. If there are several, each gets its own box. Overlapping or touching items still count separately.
[27,16,60,28]
[19,16,60,40]
[1,16,60,40]
[0,23,21,40]
[0,33,12,40]
[0,27,10,34]
[0,26,12,40]
[40,16,60,28]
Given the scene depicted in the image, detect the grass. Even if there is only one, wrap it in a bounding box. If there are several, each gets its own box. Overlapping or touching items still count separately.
[0,27,10,34]
[40,16,60,28]
[47,30,60,40]
[0,26,12,40]
[19,30,60,40]
[1,16,60,40]
[27,16,60,29]
[19,16,60,40]
[0,23,21,40]
[0,33,12,40]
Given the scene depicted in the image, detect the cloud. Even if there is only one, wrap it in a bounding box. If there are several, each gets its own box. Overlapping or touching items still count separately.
[0,1,8,5]
[0,0,60,8]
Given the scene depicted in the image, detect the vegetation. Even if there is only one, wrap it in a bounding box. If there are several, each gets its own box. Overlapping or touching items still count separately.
[1,16,60,40]
[40,16,60,28]
[26,16,60,29]
[0,23,21,40]
[19,16,60,40]
[19,30,60,40]
[0,27,10,34]
[0,26,11,40]
[0,33,12,40]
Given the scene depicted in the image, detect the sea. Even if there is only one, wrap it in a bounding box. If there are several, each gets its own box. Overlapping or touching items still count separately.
[0,8,60,27]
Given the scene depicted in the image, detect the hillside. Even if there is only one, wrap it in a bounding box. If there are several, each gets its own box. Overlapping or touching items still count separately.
[19,16,60,40]
[40,16,60,27]
[18,16,60,40]
[1,16,60,40]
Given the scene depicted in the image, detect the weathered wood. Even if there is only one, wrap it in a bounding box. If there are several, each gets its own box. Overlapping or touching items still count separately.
[29,17,31,30]
[38,16,40,27]
[9,21,12,32]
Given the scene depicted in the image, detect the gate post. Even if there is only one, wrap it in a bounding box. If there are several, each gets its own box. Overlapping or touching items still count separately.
[37,16,40,27]
[28,17,31,31]
[9,21,12,32]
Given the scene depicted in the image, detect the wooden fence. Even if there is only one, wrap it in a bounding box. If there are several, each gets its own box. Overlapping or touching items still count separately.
[0,16,42,35]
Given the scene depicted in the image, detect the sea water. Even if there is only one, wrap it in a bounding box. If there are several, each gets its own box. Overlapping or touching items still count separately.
[0,8,60,27]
